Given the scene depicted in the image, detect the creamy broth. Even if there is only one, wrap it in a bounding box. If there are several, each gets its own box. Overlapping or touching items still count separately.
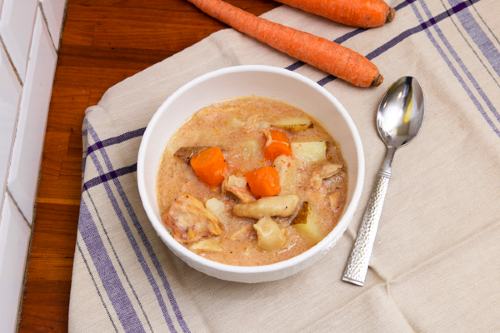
[157,97,347,266]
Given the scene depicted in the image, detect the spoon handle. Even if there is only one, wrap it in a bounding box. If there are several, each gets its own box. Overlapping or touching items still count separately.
[342,150,394,286]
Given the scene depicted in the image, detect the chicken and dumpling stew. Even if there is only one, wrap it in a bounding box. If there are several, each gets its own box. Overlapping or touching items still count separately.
[157,97,347,266]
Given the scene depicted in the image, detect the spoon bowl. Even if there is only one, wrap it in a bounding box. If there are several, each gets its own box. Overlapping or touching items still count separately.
[377,76,424,149]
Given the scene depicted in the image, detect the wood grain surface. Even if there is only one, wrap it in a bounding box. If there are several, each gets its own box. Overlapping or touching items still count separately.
[19,1,277,331]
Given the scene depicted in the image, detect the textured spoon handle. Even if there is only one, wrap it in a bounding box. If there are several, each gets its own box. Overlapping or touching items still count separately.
[342,169,391,286]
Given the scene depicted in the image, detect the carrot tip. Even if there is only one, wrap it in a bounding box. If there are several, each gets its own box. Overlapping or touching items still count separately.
[386,8,396,23]
[371,74,384,87]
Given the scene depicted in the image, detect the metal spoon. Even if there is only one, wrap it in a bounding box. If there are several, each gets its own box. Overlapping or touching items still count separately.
[342,76,424,286]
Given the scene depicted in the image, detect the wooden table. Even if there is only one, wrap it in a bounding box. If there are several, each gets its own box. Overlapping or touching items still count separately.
[19,1,277,331]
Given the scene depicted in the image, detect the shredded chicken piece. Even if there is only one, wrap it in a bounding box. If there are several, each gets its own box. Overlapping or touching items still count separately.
[263,129,272,147]
[319,163,343,178]
[233,195,300,219]
[328,191,343,213]
[190,238,223,252]
[245,114,269,131]
[222,175,255,203]
[164,194,223,244]
[230,224,254,241]
[310,163,343,190]
[273,155,297,195]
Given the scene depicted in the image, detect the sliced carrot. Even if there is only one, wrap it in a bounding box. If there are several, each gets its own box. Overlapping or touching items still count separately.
[190,147,226,186]
[246,166,281,198]
[187,0,382,87]
[274,0,394,28]
[264,129,292,161]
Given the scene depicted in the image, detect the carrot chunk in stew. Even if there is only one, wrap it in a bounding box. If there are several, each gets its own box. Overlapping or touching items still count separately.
[263,129,292,161]
[245,166,281,198]
[190,147,227,186]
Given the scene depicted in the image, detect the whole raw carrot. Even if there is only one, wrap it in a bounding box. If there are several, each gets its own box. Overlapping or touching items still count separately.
[275,0,395,28]
[187,0,382,87]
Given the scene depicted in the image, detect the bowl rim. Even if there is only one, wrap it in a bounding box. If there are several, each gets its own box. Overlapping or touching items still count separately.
[137,65,365,275]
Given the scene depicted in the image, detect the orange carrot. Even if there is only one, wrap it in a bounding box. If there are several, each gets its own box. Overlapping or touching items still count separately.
[190,147,227,186]
[187,0,382,87]
[274,0,395,28]
[264,129,292,161]
[246,166,281,197]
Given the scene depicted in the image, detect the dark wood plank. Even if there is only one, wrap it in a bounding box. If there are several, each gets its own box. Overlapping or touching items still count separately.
[18,1,277,332]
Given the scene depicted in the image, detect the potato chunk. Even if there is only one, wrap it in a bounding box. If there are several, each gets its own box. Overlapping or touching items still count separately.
[291,141,327,163]
[164,194,223,244]
[273,155,297,195]
[291,201,310,225]
[253,217,287,251]
[292,201,324,245]
[205,198,226,220]
[271,117,313,132]
[233,195,300,219]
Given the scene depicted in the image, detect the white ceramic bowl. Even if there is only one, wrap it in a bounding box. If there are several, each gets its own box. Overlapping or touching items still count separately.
[137,65,364,283]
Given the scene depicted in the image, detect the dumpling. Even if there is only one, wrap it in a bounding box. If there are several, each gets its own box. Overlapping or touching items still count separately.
[233,195,300,219]
[222,175,255,203]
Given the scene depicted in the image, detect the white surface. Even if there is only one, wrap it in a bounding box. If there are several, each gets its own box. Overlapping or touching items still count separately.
[0,0,37,81]
[0,45,21,213]
[40,0,66,48]
[8,9,57,223]
[137,65,365,283]
[0,196,31,333]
